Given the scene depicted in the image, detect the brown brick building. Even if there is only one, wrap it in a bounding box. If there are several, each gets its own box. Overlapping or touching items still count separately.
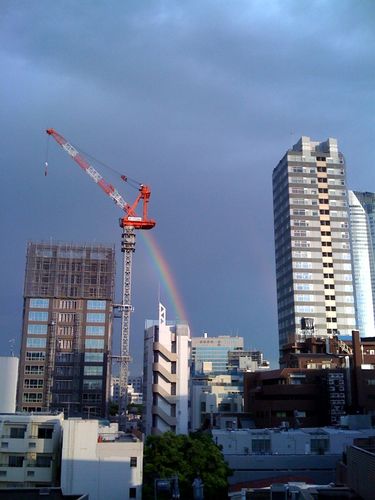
[244,331,375,428]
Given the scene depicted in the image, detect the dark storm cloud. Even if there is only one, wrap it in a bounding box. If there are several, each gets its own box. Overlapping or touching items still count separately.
[1,0,374,369]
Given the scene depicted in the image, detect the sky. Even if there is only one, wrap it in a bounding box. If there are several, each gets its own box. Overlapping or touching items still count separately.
[0,0,374,373]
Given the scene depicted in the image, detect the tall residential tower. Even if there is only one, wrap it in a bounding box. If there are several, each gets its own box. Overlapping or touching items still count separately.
[273,137,356,356]
[17,241,115,418]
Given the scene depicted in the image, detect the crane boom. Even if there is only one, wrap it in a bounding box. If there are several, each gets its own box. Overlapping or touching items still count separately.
[46,127,155,427]
[46,128,155,229]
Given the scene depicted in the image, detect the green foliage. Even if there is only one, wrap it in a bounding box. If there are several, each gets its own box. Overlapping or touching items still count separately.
[143,432,231,499]
[108,402,118,416]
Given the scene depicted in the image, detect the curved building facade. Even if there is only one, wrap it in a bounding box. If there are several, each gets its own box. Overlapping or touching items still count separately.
[349,191,375,337]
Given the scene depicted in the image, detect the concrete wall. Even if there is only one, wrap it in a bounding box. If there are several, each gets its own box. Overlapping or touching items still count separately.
[0,357,18,413]
[61,419,143,500]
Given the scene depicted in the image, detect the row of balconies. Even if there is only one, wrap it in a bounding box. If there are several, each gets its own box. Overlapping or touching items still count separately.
[0,438,54,454]
[0,464,52,483]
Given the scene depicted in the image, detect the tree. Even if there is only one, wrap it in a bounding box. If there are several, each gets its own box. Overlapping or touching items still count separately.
[143,432,231,499]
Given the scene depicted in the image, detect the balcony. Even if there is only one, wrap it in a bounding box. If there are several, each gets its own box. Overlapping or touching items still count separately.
[0,464,52,483]
[0,436,54,454]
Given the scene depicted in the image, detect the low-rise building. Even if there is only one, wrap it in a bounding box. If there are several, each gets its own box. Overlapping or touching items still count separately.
[190,374,243,431]
[213,426,375,488]
[0,412,64,489]
[244,368,348,428]
[61,419,143,500]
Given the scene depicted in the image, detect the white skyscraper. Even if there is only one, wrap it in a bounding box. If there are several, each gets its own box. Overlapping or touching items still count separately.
[143,304,190,435]
[349,191,375,337]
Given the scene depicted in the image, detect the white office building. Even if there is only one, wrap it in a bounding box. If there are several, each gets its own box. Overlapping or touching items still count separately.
[143,303,190,435]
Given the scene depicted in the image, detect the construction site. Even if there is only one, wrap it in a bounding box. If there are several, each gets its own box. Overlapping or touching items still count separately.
[17,129,156,426]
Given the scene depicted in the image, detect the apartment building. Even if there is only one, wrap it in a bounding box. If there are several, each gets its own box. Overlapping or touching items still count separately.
[273,137,356,355]
[0,412,63,489]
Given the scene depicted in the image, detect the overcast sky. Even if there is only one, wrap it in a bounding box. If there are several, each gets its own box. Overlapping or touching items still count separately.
[0,0,374,372]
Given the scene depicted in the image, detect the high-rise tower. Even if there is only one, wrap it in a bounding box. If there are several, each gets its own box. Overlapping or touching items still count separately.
[17,241,115,418]
[273,137,356,357]
[349,191,375,336]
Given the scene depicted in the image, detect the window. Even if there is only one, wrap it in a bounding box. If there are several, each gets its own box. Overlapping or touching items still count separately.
[84,366,103,376]
[38,427,53,439]
[27,338,46,348]
[10,427,26,439]
[87,300,106,310]
[85,352,104,362]
[294,273,313,280]
[87,313,105,323]
[130,457,137,467]
[23,393,43,402]
[25,365,44,375]
[30,298,49,308]
[8,455,24,467]
[252,439,271,453]
[24,379,44,389]
[26,351,45,361]
[28,311,48,322]
[311,438,329,453]
[86,325,105,336]
[129,488,136,499]
[296,305,314,313]
[83,379,102,390]
[27,324,48,335]
[85,339,104,349]
[36,455,52,467]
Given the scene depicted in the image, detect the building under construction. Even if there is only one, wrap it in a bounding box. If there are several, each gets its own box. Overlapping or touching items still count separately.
[17,241,115,418]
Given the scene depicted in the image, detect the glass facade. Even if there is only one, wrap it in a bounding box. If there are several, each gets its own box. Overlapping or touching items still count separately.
[87,300,106,310]
[349,191,375,336]
[191,336,244,374]
[27,324,48,334]
[30,298,49,308]
[28,311,48,322]
[86,313,106,323]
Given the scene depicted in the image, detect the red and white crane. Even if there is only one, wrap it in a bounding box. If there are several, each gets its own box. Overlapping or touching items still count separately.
[46,128,156,420]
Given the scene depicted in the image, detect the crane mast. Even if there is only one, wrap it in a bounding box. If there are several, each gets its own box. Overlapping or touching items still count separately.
[46,128,155,425]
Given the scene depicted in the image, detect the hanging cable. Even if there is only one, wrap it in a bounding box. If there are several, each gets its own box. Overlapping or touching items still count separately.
[45,133,50,176]
[77,147,141,189]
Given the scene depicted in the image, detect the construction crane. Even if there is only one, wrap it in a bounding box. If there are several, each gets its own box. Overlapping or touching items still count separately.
[46,128,156,422]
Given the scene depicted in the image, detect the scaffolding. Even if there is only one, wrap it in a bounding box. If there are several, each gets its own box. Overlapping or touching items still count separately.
[24,241,115,300]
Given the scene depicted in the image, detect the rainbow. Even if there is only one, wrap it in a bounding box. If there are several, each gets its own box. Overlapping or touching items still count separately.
[140,231,188,323]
